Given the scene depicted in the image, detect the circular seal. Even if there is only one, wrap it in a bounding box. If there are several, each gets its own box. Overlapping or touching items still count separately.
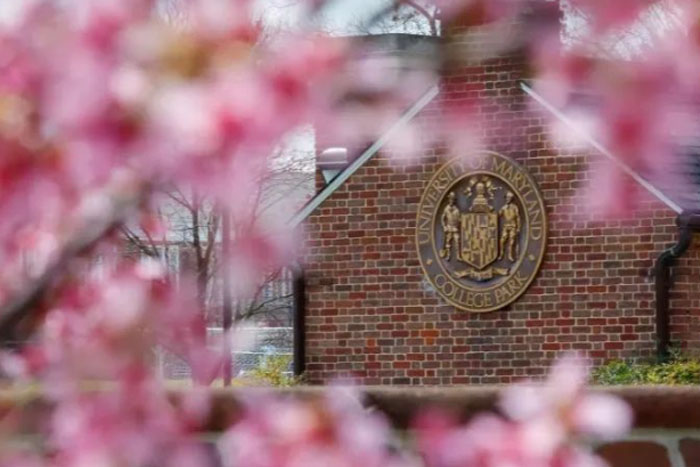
[416,151,547,312]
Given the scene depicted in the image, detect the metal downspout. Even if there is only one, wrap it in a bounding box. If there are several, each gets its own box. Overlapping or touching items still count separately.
[655,212,699,361]
[292,266,306,377]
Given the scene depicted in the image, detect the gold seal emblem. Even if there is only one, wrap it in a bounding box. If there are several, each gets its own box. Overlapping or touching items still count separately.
[416,152,547,312]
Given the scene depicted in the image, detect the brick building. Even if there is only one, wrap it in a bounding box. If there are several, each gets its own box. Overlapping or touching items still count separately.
[292,17,700,385]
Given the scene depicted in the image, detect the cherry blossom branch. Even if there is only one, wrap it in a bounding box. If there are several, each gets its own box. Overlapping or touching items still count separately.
[0,188,146,347]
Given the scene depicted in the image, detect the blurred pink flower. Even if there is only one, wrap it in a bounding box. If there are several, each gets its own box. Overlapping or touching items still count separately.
[568,0,655,31]
[0,1,656,466]
[501,353,632,440]
[220,390,416,467]
[416,353,631,467]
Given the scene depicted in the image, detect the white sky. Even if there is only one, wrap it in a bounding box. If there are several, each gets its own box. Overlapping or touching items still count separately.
[256,0,394,34]
[0,0,392,31]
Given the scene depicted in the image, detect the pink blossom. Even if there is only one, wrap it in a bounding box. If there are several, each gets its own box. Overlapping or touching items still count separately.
[0,1,649,465]
[220,390,415,467]
[416,354,631,467]
[501,354,632,439]
[568,0,655,31]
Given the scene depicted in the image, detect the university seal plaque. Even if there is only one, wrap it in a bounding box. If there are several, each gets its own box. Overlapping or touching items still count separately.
[416,152,547,312]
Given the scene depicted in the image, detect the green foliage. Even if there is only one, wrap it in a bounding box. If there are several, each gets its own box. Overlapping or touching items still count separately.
[593,355,700,385]
[592,360,644,385]
[248,355,301,387]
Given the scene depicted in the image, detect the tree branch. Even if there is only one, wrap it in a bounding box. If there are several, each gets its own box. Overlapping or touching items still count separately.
[121,226,160,258]
[400,0,438,35]
[0,190,145,347]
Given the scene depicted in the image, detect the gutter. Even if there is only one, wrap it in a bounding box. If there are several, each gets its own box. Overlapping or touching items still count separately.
[655,212,700,361]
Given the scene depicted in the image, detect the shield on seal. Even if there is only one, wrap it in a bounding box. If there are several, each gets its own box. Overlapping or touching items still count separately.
[460,212,498,270]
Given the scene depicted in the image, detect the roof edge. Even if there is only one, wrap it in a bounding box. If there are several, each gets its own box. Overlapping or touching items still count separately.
[521,81,682,214]
[287,83,440,227]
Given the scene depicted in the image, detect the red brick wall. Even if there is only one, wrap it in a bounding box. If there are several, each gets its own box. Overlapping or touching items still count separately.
[671,234,700,356]
[301,28,696,384]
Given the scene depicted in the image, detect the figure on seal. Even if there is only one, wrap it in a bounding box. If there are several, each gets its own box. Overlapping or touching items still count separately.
[440,191,461,260]
[498,191,521,262]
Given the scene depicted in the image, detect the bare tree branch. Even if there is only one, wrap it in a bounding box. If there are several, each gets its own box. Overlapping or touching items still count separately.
[121,226,160,258]
[163,189,194,211]
[399,0,438,35]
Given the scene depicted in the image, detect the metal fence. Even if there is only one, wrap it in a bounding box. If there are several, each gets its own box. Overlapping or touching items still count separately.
[155,326,294,381]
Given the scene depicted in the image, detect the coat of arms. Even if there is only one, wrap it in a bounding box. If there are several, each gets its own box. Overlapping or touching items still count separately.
[416,152,547,312]
[438,176,519,281]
